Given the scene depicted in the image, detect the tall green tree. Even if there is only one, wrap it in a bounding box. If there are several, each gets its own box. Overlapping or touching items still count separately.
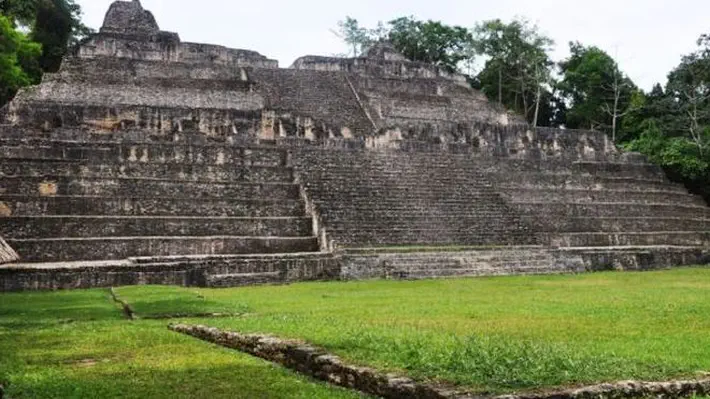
[387,17,475,73]
[625,34,710,204]
[665,44,710,156]
[333,17,386,57]
[0,15,42,106]
[474,19,555,126]
[334,16,475,74]
[0,0,91,106]
[557,42,638,139]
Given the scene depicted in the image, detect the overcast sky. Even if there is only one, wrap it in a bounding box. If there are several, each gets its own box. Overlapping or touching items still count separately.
[76,0,709,91]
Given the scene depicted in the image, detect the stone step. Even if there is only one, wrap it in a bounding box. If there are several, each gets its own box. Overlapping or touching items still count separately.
[326,227,532,239]
[316,207,514,216]
[571,161,667,180]
[0,160,294,183]
[318,213,527,223]
[306,186,496,196]
[0,216,313,239]
[334,231,536,247]
[502,188,703,206]
[129,251,334,265]
[0,195,305,217]
[491,173,686,192]
[135,252,341,286]
[554,232,710,248]
[311,197,506,207]
[307,178,493,188]
[383,260,555,271]
[522,216,710,233]
[7,236,320,262]
[206,272,283,288]
[408,263,563,275]
[363,253,552,262]
[0,142,287,166]
[0,176,301,200]
[385,264,568,279]
[511,202,710,219]
[0,127,258,145]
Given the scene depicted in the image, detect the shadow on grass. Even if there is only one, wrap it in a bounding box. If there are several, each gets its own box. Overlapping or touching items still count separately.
[2,361,364,399]
[127,298,250,318]
[0,289,121,329]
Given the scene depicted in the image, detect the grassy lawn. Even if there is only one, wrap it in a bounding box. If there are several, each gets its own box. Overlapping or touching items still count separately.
[0,289,365,398]
[1,268,709,397]
[116,268,710,393]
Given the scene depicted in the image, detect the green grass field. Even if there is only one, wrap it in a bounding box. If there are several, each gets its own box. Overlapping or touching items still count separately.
[2,268,710,397]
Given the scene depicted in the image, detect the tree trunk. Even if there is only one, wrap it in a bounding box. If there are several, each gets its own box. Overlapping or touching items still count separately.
[498,68,503,105]
[533,85,541,128]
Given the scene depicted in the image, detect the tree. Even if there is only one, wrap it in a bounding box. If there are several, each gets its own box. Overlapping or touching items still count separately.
[334,16,475,74]
[624,34,710,204]
[666,47,710,155]
[0,0,91,106]
[333,17,385,57]
[601,65,640,141]
[387,17,475,73]
[475,19,555,126]
[0,15,42,106]
[557,42,637,136]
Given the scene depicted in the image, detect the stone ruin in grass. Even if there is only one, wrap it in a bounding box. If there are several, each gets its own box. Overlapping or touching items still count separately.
[0,0,707,290]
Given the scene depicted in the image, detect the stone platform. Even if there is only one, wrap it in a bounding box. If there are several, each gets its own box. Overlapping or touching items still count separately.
[0,0,707,291]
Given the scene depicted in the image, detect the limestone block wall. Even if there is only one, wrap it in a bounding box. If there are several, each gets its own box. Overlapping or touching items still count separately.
[55,57,250,82]
[349,75,514,130]
[4,102,262,137]
[79,35,279,69]
[12,80,264,111]
[291,54,468,86]
[366,124,618,162]
[252,68,373,138]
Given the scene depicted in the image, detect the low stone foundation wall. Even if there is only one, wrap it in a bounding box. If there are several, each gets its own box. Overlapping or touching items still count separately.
[0,261,198,291]
[0,237,19,265]
[566,247,710,272]
[0,253,340,292]
[168,324,466,398]
[170,324,710,399]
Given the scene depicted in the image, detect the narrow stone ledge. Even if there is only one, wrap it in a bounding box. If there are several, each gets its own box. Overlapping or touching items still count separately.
[169,324,710,399]
[168,323,460,398]
[109,287,135,320]
[500,377,710,399]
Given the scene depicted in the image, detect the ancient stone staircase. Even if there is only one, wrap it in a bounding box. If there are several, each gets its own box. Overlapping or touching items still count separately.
[293,148,538,247]
[0,134,338,290]
[291,147,578,280]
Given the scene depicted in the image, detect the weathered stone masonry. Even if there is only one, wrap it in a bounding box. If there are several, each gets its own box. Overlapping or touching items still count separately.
[0,0,707,290]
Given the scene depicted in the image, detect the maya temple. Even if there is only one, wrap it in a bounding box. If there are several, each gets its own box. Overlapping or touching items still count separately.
[0,0,708,291]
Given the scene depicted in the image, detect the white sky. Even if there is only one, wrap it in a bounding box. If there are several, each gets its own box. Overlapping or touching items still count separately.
[76,0,710,91]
